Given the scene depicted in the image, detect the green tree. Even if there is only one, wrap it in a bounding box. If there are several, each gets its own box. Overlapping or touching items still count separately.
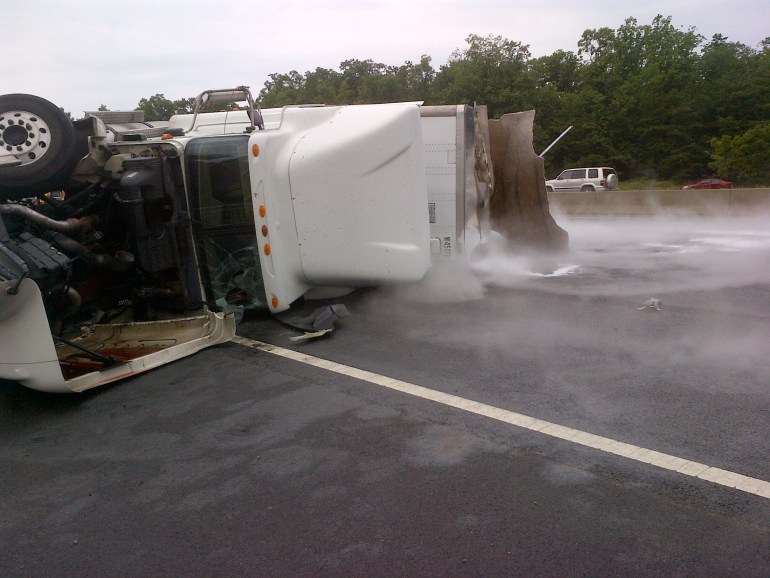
[174,97,195,115]
[530,50,581,94]
[430,34,534,118]
[258,71,306,107]
[301,67,345,104]
[575,16,703,179]
[338,59,390,103]
[258,56,436,107]
[710,121,770,185]
[245,18,769,183]
[136,94,194,121]
[529,50,581,164]
[697,35,770,135]
[393,56,436,101]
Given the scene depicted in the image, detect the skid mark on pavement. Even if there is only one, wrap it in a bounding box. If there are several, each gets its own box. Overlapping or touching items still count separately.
[233,335,770,500]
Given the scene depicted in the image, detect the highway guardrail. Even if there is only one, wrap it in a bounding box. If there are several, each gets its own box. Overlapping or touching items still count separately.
[548,188,770,215]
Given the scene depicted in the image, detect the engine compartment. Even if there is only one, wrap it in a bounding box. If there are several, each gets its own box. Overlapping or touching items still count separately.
[0,90,272,391]
[0,122,230,390]
[0,144,204,336]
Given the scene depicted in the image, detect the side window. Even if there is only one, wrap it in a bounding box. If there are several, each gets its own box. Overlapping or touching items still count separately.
[187,135,253,227]
[588,168,598,178]
[571,169,586,179]
[558,171,569,180]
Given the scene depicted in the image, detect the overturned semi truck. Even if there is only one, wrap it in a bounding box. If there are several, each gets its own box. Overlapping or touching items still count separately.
[0,87,500,392]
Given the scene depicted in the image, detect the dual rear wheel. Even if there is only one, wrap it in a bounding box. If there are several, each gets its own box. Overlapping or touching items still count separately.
[0,94,80,200]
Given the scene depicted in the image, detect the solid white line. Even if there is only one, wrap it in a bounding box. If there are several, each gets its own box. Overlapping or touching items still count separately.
[232,335,770,500]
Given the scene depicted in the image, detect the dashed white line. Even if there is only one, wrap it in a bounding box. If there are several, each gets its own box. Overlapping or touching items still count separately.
[232,335,770,500]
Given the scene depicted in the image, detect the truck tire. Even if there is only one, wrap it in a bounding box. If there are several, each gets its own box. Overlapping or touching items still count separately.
[0,94,79,200]
[605,173,619,190]
[580,184,594,192]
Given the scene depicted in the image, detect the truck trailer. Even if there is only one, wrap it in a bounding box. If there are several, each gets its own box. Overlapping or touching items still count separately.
[0,87,493,392]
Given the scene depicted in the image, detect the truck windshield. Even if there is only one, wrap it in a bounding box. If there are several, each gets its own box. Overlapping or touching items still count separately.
[186,135,267,314]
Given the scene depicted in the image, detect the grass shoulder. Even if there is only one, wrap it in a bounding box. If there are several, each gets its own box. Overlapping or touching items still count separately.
[618,178,681,190]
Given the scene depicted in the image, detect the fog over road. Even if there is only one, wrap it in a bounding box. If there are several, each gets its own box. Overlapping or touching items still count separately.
[2,215,768,575]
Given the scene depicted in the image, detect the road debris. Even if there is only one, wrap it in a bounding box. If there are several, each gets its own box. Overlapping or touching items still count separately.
[638,297,662,311]
[289,329,334,342]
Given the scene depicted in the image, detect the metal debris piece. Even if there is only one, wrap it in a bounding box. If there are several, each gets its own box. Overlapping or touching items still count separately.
[638,298,662,311]
[289,329,334,342]
[277,304,350,332]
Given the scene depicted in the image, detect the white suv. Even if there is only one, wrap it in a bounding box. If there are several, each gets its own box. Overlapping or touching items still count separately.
[545,167,619,192]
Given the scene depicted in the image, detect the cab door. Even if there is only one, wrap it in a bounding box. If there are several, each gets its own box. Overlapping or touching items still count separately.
[567,168,586,190]
[553,169,571,191]
[186,135,267,315]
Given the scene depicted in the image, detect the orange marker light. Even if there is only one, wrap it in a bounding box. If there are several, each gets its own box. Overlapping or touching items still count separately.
[271,296,279,309]
[258,205,266,218]
[264,243,271,255]
[252,144,260,157]
[261,224,268,237]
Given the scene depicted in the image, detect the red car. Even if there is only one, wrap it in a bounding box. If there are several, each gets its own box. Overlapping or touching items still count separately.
[682,178,733,190]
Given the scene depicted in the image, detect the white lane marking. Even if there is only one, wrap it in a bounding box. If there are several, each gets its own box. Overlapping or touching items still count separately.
[232,335,770,500]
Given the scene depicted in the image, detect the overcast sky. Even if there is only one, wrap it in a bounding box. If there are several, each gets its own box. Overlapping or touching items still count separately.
[3,0,768,116]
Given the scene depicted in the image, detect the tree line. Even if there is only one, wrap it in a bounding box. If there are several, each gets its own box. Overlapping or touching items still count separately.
[132,15,769,185]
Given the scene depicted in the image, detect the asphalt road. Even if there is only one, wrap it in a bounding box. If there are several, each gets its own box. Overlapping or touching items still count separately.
[2,215,769,576]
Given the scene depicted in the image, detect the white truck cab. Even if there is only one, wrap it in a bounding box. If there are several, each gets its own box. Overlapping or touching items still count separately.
[0,87,491,392]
